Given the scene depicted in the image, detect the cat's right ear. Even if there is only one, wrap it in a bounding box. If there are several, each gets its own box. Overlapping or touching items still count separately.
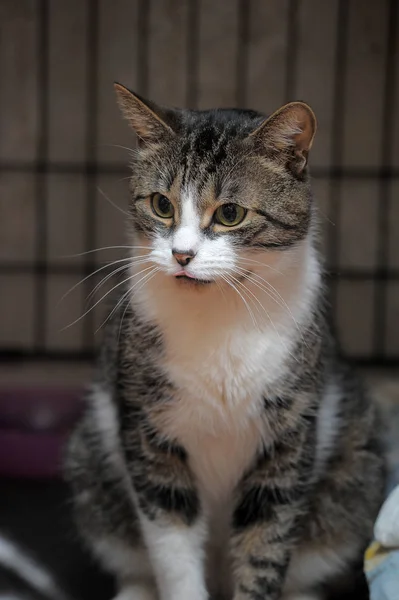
[249,101,316,176]
[114,83,176,145]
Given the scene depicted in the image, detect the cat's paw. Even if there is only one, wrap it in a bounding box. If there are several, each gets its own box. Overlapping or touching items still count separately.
[113,582,158,600]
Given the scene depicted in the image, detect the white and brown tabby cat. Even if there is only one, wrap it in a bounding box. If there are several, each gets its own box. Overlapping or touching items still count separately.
[65,84,385,600]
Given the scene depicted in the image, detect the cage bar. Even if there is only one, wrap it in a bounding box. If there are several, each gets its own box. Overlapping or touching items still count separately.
[373,0,398,356]
[33,0,49,352]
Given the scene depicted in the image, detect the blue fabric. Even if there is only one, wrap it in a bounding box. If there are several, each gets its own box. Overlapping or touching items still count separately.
[366,551,399,600]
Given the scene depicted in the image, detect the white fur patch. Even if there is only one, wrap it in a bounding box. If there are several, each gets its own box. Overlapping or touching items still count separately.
[314,380,342,475]
[94,537,152,581]
[172,188,200,255]
[139,516,207,600]
[91,387,119,451]
[90,386,132,481]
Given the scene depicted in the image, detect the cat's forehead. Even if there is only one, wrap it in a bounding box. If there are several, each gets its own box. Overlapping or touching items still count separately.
[180,108,264,154]
[168,152,244,213]
[159,109,265,199]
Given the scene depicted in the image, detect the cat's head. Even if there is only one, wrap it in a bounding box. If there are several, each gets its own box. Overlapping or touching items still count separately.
[115,83,316,289]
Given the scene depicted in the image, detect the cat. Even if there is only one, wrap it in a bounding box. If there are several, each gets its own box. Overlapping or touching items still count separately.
[65,83,385,600]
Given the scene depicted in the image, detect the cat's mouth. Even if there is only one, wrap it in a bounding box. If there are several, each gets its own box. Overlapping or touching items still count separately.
[174,272,214,285]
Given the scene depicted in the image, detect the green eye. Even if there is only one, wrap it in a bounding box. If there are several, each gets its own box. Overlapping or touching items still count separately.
[151,193,174,218]
[215,203,246,227]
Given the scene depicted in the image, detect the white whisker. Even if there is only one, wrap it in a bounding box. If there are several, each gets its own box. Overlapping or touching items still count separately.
[97,186,130,217]
[237,256,283,276]
[116,295,131,342]
[117,268,160,342]
[61,245,150,258]
[229,274,268,319]
[61,265,155,332]
[103,266,158,325]
[220,274,258,329]
[235,267,306,350]
[85,258,152,305]
[214,278,228,304]
[228,272,293,359]
[58,255,151,305]
[101,143,137,154]
[96,267,159,334]
[233,267,286,311]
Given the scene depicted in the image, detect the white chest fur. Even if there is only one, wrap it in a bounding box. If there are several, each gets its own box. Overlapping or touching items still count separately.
[157,319,291,507]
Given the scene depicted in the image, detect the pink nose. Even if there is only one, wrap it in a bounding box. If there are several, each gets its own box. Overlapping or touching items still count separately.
[172,249,195,266]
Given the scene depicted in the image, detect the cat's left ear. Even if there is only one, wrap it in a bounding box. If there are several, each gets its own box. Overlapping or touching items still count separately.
[250,102,316,176]
[114,83,177,145]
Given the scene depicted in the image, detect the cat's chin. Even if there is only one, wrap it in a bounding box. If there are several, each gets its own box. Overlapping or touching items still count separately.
[174,275,214,287]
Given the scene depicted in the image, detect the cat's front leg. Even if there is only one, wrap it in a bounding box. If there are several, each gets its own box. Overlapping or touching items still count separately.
[230,429,314,600]
[139,512,207,600]
[123,423,208,600]
[230,492,301,600]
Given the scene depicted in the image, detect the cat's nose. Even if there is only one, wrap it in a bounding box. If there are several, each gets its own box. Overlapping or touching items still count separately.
[172,249,196,266]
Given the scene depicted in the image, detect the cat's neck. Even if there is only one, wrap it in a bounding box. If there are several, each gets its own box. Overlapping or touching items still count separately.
[132,237,321,352]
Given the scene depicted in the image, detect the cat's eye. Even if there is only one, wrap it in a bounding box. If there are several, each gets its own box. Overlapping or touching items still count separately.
[151,193,174,219]
[214,203,246,227]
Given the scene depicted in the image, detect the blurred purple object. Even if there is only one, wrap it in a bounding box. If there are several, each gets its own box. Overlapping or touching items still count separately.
[0,387,83,479]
